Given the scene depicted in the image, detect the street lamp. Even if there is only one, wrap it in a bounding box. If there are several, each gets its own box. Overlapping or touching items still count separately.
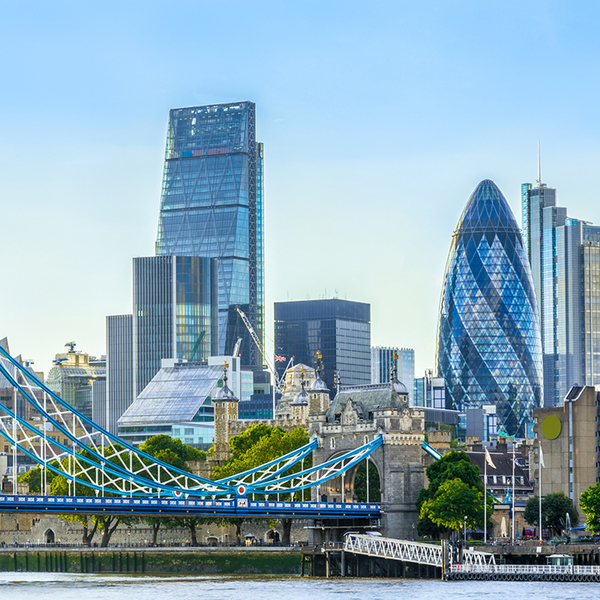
[463,516,467,544]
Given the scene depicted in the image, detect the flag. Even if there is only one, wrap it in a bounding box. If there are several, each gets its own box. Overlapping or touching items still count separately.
[539,444,545,469]
[274,355,286,362]
[485,447,496,469]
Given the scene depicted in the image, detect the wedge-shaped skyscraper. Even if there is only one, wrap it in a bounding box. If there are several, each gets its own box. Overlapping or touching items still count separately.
[155,102,264,364]
[436,179,543,437]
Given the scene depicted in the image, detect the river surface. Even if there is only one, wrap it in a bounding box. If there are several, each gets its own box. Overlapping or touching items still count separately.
[0,572,598,600]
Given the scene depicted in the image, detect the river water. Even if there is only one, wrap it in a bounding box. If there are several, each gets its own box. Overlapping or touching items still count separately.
[0,573,597,600]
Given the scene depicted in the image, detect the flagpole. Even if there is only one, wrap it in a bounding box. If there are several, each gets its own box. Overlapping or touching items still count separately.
[484,456,487,544]
[511,442,516,544]
[539,445,543,544]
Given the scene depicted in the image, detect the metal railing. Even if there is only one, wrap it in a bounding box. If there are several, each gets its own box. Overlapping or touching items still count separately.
[451,563,600,575]
[344,534,495,567]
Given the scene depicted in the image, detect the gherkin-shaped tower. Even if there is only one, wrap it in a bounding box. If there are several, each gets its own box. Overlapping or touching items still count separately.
[436,179,543,437]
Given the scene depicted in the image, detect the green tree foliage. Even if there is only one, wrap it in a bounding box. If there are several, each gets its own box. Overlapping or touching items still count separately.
[50,435,204,546]
[416,450,490,537]
[214,425,310,483]
[420,478,484,532]
[214,424,310,544]
[353,460,381,502]
[139,434,206,470]
[137,435,206,545]
[525,491,579,536]
[580,484,600,534]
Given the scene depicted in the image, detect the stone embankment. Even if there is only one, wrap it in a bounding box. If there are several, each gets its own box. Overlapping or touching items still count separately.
[0,546,302,575]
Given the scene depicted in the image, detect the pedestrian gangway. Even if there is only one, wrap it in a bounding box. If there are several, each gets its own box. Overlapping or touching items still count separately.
[344,534,495,568]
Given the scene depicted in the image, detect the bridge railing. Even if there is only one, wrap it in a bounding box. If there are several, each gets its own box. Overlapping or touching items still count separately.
[0,493,381,518]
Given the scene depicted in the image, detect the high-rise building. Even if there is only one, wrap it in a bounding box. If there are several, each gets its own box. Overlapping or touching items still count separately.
[437,179,543,437]
[155,102,264,364]
[274,298,371,395]
[413,370,447,409]
[105,315,134,435]
[371,347,414,404]
[522,180,600,406]
[46,346,105,423]
[133,255,218,397]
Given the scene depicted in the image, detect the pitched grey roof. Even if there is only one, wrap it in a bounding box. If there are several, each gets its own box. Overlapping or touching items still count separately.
[326,382,408,421]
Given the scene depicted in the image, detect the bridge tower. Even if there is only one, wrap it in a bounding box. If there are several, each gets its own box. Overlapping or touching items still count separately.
[308,373,425,541]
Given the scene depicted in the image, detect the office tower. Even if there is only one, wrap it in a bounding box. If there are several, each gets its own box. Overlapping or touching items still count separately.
[371,346,414,404]
[133,256,218,397]
[47,346,105,422]
[522,180,600,406]
[274,298,371,395]
[436,179,543,437]
[413,370,447,409]
[155,102,264,364]
[105,315,134,435]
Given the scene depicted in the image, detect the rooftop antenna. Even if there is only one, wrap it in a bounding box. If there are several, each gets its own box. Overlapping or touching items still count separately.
[536,139,542,187]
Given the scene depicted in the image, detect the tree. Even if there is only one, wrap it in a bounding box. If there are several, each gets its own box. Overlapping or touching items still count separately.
[416,450,490,537]
[50,464,128,546]
[524,491,579,537]
[138,435,206,545]
[49,435,204,547]
[215,425,309,483]
[214,424,310,544]
[580,484,600,534]
[139,434,206,470]
[420,478,484,532]
[17,464,58,494]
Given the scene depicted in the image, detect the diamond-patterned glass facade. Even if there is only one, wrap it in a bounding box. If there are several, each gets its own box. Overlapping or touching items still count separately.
[155,102,264,364]
[436,179,543,437]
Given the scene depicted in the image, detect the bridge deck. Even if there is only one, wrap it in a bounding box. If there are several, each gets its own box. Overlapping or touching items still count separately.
[0,494,380,519]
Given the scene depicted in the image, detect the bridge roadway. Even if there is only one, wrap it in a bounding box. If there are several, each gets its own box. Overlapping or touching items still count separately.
[0,493,381,519]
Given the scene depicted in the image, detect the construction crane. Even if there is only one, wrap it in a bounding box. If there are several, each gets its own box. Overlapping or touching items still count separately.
[235,307,293,414]
[189,331,206,362]
[232,336,243,357]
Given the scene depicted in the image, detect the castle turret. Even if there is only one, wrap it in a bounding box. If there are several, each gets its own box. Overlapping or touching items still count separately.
[308,369,330,415]
[212,373,238,463]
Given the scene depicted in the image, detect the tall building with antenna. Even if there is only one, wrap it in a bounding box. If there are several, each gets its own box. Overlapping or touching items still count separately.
[522,159,600,407]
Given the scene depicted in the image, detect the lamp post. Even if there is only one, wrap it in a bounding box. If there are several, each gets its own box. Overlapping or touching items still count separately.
[463,515,467,545]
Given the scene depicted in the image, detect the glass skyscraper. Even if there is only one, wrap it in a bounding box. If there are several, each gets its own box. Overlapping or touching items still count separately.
[274,299,371,396]
[155,102,264,364]
[133,256,218,397]
[436,179,543,437]
[371,346,414,404]
[105,314,134,435]
[522,180,600,405]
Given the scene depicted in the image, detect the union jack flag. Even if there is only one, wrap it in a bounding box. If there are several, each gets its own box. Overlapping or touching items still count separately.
[274,355,286,362]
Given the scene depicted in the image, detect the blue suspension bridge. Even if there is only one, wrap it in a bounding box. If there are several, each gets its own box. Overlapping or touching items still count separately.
[0,345,380,520]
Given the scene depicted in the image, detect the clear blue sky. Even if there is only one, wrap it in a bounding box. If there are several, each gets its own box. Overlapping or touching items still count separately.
[1,0,599,376]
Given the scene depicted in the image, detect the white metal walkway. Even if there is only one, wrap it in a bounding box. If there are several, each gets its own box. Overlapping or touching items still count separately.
[343,534,495,568]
